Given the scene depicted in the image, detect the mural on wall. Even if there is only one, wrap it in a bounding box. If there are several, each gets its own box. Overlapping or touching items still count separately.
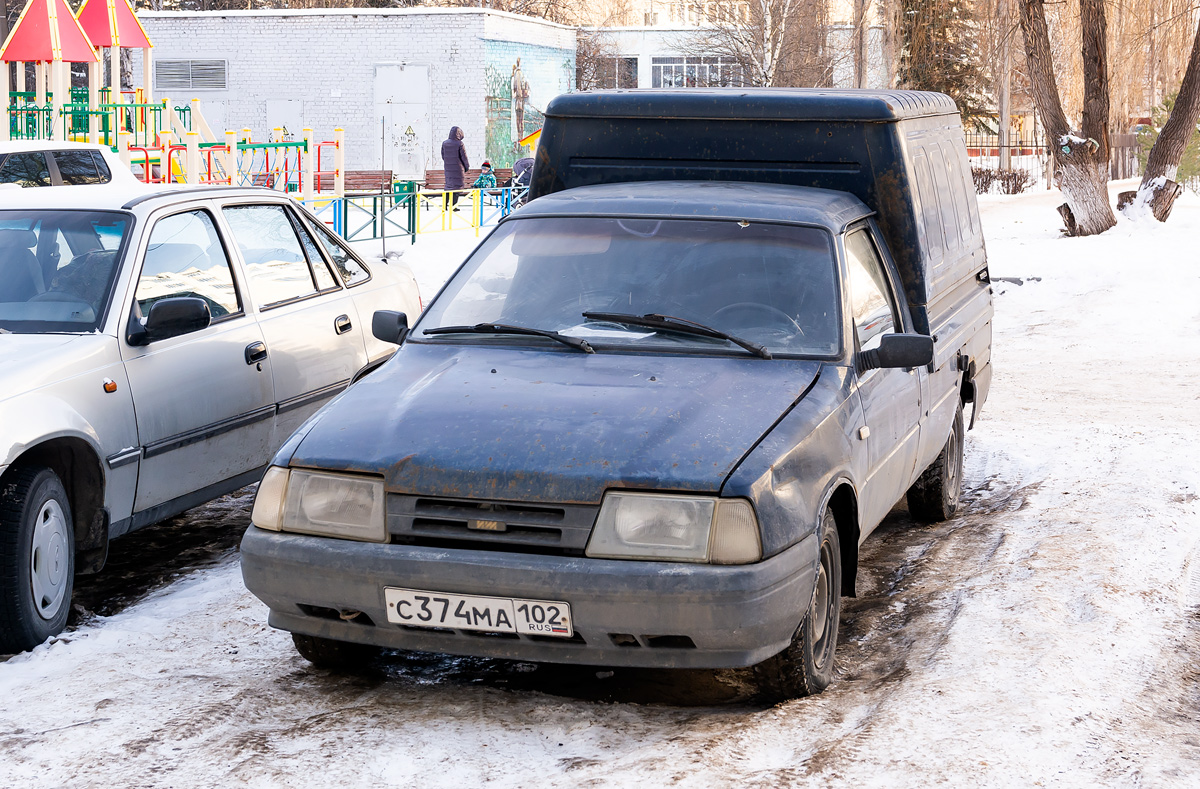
[484,41,574,167]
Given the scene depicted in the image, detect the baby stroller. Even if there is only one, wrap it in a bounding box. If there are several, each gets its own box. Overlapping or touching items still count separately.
[506,157,534,205]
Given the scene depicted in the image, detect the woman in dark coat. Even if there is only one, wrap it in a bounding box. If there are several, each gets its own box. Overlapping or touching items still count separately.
[441,126,469,194]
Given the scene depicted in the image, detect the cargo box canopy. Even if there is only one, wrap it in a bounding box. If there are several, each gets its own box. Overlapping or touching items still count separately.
[544,89,959,123]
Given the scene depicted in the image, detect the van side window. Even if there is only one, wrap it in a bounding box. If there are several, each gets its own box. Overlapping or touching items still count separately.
[942,145,976,242]
[137,210,241,323]
[911,154,944,261]
[845,229,897,352]
[929,146,962,252]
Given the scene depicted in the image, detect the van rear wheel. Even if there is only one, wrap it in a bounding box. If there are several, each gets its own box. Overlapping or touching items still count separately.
[907,399,965,522]
[752,508,841,702]
[0,467,75,653]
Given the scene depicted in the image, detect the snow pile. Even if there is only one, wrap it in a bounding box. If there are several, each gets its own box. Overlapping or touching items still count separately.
[1,188,1198,786]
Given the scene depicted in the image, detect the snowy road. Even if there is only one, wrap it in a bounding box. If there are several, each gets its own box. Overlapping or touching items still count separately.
[2,186,1199,787]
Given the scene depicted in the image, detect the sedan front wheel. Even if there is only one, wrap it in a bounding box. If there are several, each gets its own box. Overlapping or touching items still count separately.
[0,467,75,653]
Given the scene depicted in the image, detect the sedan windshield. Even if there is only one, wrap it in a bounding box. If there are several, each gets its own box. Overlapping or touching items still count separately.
[0,210,130,333]
[418,217,840,356]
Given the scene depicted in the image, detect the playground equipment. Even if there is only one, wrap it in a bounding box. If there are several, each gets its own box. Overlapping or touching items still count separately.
[0,0,532,244]
[0,0,99,141]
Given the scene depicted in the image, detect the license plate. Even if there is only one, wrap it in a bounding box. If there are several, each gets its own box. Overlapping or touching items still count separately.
[384,587,573,638]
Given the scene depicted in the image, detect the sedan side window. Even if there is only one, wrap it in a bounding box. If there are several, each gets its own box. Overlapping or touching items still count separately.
[845,229,898,352]
[290,212,339,291]
[53,150,111,185]
[305,216,371,286]
[0,152,51,187]
[223,204,318,307]
[136,210,241,321]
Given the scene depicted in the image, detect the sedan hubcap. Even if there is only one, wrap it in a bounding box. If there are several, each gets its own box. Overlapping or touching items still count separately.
[30,499,69,620]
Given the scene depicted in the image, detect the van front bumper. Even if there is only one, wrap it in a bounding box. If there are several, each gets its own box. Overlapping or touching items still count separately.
[240,527,818,669]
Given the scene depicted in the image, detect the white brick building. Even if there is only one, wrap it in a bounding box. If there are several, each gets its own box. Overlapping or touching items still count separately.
[134,9,576,178]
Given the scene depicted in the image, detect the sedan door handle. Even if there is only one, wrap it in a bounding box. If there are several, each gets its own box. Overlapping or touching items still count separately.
[245,341,268,365]
[334,314,353,335]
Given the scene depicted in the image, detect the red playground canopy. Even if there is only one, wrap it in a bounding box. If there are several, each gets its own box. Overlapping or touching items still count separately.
[76,0,153,50]
[0,0,99,62]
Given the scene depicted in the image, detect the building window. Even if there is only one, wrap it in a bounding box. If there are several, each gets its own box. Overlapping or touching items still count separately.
[651,56,744,88]
[599,57,638,89]
[155,60,228,91]
[666,1,750,26]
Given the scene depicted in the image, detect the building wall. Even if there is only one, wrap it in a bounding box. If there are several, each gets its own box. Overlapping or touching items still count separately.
[134,9,574,177]
[597,25,888,89]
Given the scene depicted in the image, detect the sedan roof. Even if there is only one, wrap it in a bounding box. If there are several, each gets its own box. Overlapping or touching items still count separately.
[0,184,291,212]
[510,180,873,233]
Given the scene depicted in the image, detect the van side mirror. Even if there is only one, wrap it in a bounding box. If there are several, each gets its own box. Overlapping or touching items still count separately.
[858,333,934,371]
[372,310,409,344]
[129,297,211,346]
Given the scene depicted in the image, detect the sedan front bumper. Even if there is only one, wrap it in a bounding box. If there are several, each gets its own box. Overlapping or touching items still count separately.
[240,527,818,669]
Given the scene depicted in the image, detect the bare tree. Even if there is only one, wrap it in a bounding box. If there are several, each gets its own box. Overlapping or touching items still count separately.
[1124,16,1200,221]
[1018,0,1115,236]
[575,29,624,91]
[674,0,831,88]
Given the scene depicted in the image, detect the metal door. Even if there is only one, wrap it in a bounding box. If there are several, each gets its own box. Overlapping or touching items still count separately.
[373,64,431,180]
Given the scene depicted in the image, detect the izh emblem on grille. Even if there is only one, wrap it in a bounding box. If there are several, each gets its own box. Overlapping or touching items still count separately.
[469,519,506,532]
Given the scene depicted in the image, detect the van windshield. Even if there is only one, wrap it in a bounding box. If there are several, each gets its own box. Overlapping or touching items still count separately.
[418,217,840,357]
[0,210,130,333]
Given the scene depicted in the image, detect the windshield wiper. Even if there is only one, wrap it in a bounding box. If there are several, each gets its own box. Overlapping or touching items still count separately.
[424,322,595,353]
[582,312,771,359]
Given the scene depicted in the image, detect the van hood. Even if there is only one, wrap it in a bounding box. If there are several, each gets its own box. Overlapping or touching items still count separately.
[0,334,113,401]
[289,343,821,504]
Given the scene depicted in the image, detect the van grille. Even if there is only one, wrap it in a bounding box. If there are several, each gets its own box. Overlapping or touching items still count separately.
[387,495,597,555]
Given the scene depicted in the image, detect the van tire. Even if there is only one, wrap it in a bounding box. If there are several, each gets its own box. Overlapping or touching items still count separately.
[752,508,841,701]
[0,467,75,653]
[907,399,964,522]
[292,632,381,670]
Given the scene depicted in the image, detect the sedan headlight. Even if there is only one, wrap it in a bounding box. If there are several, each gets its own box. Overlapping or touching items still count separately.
[250,466,387,543]
[585,492,762,564]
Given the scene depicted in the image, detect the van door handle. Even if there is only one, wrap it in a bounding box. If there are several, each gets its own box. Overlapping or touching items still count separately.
[334,314,353,335]
[245,341,268,365]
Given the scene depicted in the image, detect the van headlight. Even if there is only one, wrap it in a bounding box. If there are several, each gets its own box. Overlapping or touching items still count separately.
[585,492,761,564]
[250,466,387,543]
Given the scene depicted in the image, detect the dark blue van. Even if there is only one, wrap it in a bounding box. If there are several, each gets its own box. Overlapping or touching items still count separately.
[240,90,993,700]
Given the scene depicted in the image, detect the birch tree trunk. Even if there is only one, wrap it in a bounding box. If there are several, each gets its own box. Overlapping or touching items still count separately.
[1017,0,1116,236]
[1127,16,1200,222]
[853,0,868,88]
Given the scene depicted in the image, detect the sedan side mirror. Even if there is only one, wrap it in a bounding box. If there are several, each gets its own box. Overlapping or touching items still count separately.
[858,333,934,371]
[372,310,409,344]
[128,297,212,346]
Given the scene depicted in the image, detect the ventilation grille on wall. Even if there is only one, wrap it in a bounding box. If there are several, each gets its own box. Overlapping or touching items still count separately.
[155,60,227,91]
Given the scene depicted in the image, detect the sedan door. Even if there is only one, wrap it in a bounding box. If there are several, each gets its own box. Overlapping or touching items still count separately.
[219,202,369,438]
[120,206,276,515]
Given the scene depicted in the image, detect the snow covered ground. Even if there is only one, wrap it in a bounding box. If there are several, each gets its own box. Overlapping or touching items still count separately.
[2,184,1199,787]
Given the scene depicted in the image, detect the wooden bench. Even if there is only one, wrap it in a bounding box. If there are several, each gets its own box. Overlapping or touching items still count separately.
[423,167,513,191]
[315,169,393,194]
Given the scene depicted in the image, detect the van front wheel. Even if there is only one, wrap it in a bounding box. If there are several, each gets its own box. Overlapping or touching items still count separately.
[752,508,841,702]
[907,399,965,522]
[292,633,381,670]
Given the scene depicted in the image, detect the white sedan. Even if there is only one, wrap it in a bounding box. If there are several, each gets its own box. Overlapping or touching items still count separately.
[0,140,144,188]
[0,184,421,651]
